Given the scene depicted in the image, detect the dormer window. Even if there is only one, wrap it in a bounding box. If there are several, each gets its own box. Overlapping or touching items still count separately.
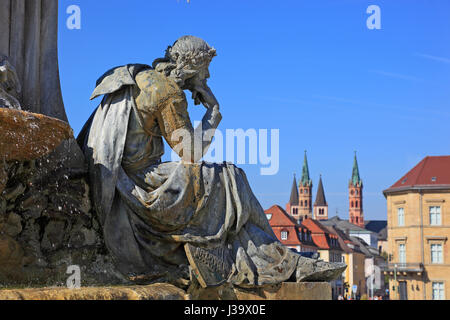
[281,231,288,240]
[266,214,272,220]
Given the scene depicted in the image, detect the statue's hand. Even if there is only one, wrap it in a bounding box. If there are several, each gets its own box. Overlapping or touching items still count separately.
[185,76,219,110]
[193,84,219,110]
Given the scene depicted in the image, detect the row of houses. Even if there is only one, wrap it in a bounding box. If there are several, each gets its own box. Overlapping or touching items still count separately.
[264,152,387,299]
[265,205,387,299]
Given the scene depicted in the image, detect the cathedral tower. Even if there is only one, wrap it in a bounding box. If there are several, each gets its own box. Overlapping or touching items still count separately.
[298,151,313,220]
[314,175,328,220]
[286,174,300,218]
[349,152,364,227]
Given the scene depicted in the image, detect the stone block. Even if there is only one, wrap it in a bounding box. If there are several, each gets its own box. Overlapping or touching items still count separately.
[188,281,332,300]
[234,282,332,300]
[0,108,73,162]
[0,283,189,300]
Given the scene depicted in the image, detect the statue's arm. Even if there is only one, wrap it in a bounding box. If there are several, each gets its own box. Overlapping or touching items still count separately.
[157,93,222,162]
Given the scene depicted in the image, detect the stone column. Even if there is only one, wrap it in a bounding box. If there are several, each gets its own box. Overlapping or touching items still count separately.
[0,0,67,121]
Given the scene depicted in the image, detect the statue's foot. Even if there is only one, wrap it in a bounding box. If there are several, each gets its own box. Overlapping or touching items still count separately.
[295,256,347,282]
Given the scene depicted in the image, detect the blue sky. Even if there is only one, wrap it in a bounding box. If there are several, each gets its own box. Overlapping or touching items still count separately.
[58,0,450,221]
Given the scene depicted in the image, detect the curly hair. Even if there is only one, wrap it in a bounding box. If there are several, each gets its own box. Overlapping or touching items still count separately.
[152,36,216,86]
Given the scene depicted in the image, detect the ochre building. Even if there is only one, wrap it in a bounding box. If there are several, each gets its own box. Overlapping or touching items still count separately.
[383,156,450,300]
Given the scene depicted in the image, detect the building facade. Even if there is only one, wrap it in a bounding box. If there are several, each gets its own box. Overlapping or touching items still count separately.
[301,218,343,299]
[328,226,367,299]
[383,156,450,300]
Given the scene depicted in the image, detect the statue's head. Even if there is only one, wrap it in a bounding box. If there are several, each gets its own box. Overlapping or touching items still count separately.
[153,36,216,89]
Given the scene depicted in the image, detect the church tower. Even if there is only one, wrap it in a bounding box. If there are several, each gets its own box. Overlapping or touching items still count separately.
[286,174,300,219]
[298,151,313,220]
[349,152,364,228]
[314,175,328,221]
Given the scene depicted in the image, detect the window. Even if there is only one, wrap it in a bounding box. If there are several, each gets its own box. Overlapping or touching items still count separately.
[399,244,406,264]
[355,201,359,208]
[432,282,445,300]
[266,214,272,220]
[305,200,308,207]
[351,201,354,208]
[431,244,443,264]
[305,189,308,194]
[397,207,405,226]
[281,231,288,240]
[430,206,442,226]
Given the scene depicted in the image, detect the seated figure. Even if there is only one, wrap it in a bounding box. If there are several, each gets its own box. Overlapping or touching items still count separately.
[77,36,345,288]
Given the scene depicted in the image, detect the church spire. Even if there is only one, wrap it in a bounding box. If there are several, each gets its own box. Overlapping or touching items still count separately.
[300,151,312,187]
[313,175,328,221]
[289,174,299,205]
[349,152,364,227]
[350,151,362,187]
[314,175,327,206]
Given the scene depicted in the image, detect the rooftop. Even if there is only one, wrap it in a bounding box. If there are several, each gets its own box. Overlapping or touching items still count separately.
[301,218,340,250]
[265,205,298,227]
[384,155,450,195]
[321,216,371,233]
[364,220,387,234]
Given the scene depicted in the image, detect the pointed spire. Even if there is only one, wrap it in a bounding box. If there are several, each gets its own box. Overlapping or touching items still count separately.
[300,151,312,187]
[289,174,299,205]
[350,151,362,187]
[314,175,327,206]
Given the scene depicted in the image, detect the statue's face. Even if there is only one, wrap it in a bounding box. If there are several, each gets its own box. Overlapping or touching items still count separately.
[181,63,210,91]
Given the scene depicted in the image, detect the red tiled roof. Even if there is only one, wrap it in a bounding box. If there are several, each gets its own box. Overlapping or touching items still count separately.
[265,205,297,227]
[265,206,317,249]
[385,156,450,194]
[301,219,339,250]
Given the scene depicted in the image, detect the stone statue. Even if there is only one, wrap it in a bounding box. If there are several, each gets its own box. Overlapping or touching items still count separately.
[78,36,345,288]
[0,0,67,121]
[0,55,21,109]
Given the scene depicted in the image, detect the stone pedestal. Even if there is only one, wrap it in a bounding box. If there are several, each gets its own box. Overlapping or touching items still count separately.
[0,283,188,300]
[188,282,332,300]
[0,108,121,288]
[234,282,332,300]
[0,282,331,300]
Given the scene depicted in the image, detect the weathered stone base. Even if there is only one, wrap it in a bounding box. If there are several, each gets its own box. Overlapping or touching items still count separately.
[0,283,189,300]
[0,282,331,300]
[188,282,332,300]
[233,282,332,300]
